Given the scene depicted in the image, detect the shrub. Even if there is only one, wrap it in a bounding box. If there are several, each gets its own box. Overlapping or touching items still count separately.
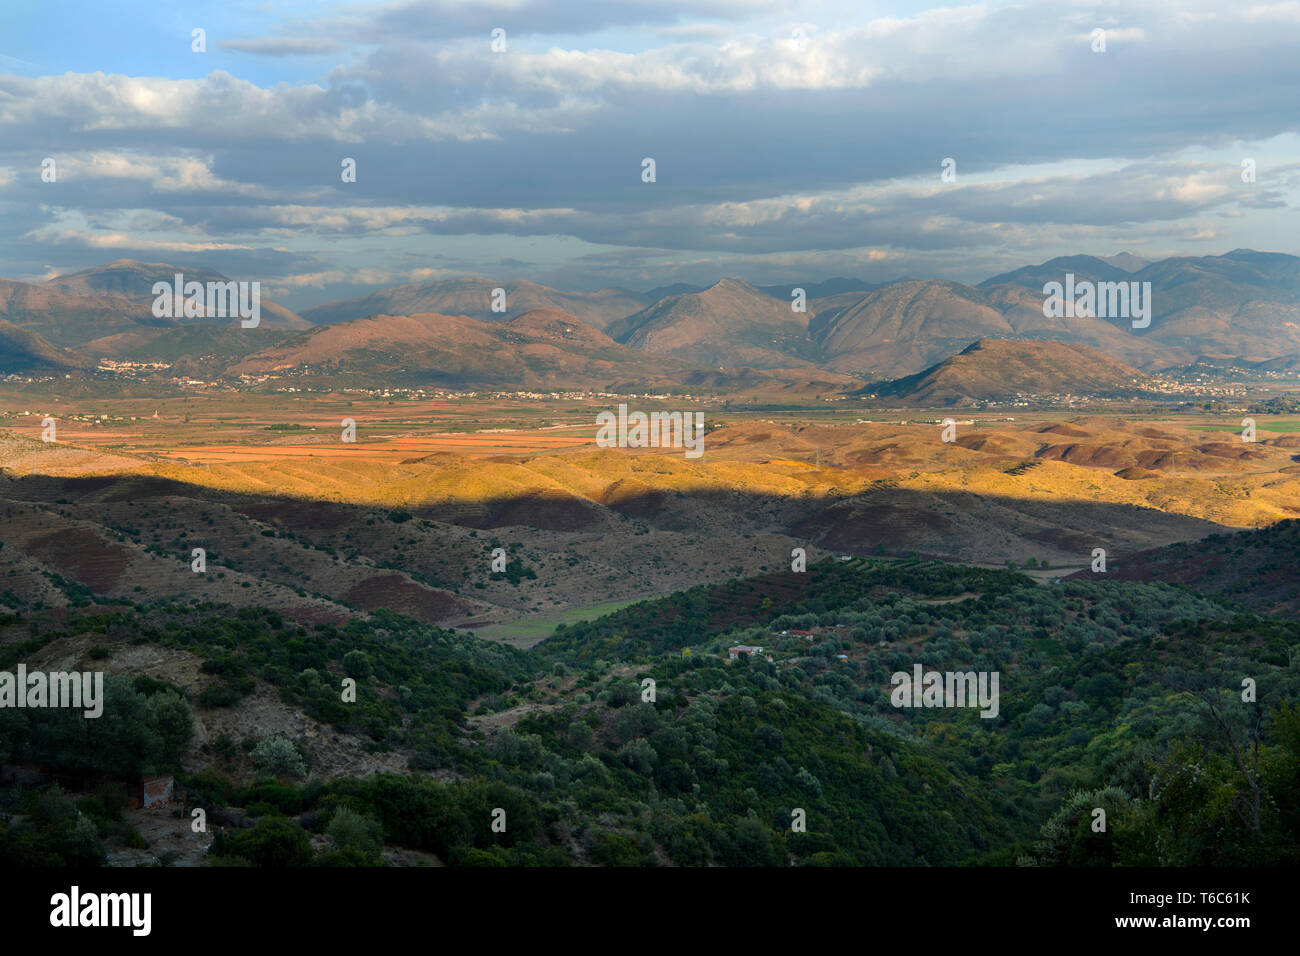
[215,816,313,867]
[326,806,384,858]
[237,783,303,815]
[57,817,107,866]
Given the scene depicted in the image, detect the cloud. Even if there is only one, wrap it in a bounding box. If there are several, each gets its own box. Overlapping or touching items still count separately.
[221,37,345,56]
[0,0,1296,301]
[340,0,770,42]
[23,227,255,253]
[1246,2,1300,23]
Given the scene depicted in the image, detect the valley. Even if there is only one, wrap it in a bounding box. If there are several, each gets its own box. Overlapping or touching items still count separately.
[4,385,1300,631]
[4,278,1299,875]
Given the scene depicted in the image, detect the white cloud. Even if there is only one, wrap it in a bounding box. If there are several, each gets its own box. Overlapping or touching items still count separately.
[23,225,255,252]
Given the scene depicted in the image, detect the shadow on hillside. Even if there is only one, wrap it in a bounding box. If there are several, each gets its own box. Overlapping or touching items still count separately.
[2,468,1237,566]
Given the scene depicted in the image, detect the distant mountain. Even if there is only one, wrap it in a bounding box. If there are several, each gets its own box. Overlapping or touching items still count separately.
[864,338,1149,404]
[977,250,1300,361]
[1183,354,1300,374]
[1097,252,1151,273]
[1119,251,1300,359]
[814,250,1300,377]
[44,259,308,331]
[758,277,879,300]
[5,250,1298,386]
[0,278,159,347]
[0,319,90,373]
[607,278,823,369]
[299,277,647,331]
[122,325,291,378]
[811,279,1162,378]
[227,307,826,392]
[979,255,1133,290]
[641,282,705,301]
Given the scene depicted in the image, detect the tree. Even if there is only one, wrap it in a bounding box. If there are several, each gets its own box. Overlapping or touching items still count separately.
[251,737,307,780]
[1198,687,1263,834]
[218,816,313,867]
[147,691,193,769]
[342,651,372,679]
[79,676,159,776]
[605,682,636,708]
[567,722,594,751]
[1031,787,1130,866]
[718,817,787,867]
[617,739,657,775]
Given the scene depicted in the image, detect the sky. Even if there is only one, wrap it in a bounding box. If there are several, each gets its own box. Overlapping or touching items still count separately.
[1,0,1298,309]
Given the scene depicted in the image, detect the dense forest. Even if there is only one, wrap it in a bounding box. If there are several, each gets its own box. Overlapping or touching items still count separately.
[1,554,1298,866]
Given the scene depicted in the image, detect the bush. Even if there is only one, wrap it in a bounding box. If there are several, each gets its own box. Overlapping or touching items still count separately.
[56,817,107,866]
[77,783,125,825]
[182,770,235,805]
[214,816,313,867]
[237,783,303,815]
[198,684,241,708]
[326,806,384,858]
[588,830,647,866]
[211,734,238,763]
[605,682,636,709]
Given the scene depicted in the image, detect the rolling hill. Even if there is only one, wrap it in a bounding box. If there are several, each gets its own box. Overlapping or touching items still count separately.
[1064,518,1300,617]
[227,306,826,391]
[0,259,306,360]
[866,338,1152,404]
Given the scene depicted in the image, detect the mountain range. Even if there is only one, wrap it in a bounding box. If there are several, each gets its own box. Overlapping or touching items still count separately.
[2,250,1298,392]
[228,307,850,391]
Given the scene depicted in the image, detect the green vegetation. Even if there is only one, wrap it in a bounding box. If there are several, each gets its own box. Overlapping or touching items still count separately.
[1246,396,1300,416]
[1,557,1297,866]
[1189,418,1300,433]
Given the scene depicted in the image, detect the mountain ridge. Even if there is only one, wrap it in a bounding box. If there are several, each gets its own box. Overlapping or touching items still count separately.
[864,338,1151,404]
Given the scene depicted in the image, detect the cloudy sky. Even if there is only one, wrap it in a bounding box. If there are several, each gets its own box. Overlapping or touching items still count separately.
[2,0,1298,308]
